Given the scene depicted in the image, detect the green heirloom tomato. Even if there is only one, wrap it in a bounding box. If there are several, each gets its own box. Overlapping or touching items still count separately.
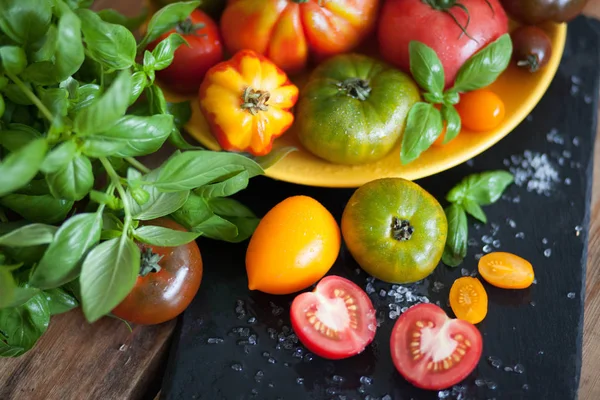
[296,54,420,165]
[341,178,447,284]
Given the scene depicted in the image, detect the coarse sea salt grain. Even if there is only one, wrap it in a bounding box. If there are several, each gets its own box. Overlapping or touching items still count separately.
[509,151,560,195]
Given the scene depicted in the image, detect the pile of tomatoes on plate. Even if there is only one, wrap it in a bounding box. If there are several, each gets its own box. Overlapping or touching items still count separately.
[148,0,584,164]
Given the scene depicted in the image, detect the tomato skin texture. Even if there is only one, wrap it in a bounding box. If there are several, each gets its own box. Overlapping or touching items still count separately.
[478,252,535,289]
[291,275,376,360]
[455,89,505,132]
[390,303,483,390]
[449,277,488,324]
[342,178,447,284]
[147,10,223,95]
[112,218,203,325]
[199,49,299,156]
[296,53,420,165]
[245,196,341,295]
[511,26,553,73]
[500,0,588,24]
[220,0,379,74]
[378,0,508,88]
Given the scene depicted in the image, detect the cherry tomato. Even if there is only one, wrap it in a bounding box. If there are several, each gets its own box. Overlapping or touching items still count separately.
[245,196,341,295]
[500,0,589,24]
[455,89,505,132]
[449,277,488,324]
[478,252,535,289]
[290,275,377,360]
[390,303,483,390]
[511,26,553,73]
[112,218,203,325]
[147,10,223,95]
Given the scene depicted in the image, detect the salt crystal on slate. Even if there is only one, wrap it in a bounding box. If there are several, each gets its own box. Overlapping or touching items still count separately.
[515,232,525,239]
[268,383,274,388]
[565,178,572,185]
[262,351,270,357]
[483,244,492,253]
[576,225,583,236]
[296,378,304,385]
[360,376,373,385]
[530,301,536,307]
[542,238,548,245]
[250,389,258,396]
[504,366,514,372]
[267,357,277,364]
[475,253,483,260]
[468,238,479,247]
[326,388,338,395]
[544,249,552,257]
[585,94,593,104]
[332,375,344,383]
[573,137,581,146]
[247,317,257,324]
[432,282,445,292]
[438,390,451,398]
[231,364,243,371]
[487,356,503,369]
[207,338,223,344]
[506,218,517,228]
[382,395,393,400]
[303,353,313,362]
[492,239,501,248]
[366,282,376,294]
[255,371,264,381]
[475,379,486,387]
[514,364,525,374]
[379,289,387,297]
[571,75,582,85]
[571,85,580,95]
[523,384,530,391]
[486,380,498,390]
[538,350,545,355]
[461,268,469,276]
[482,235,493,244]
[567,292,576,299]
[510,152,560,195]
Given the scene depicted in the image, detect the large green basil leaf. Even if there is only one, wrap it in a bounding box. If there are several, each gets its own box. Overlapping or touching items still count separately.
[0,0,52,45]
[76,9,137,71]
[46,155,94,201]
[150,33,187,71]
[138,1,200,49]
[441,104,461,144]
[0,138,48,197]
[54,9,85,82]
[129,71,147,106]
[0,269,16,308]
[3,82,33,105]
[208,197,255,218]
[30,213,102,290]
[441,204,468,267]
[0,194,73,224]
[446,170,514,206]
[39,88,69,118]
[0,223,57,247]
[222,216,260,243]
[133,225,201,247]
[0,46,27,75]
[171,192,212,228]
[70,83,101,113]
[193,214,239,242]
[30,25,57,63]
[0,123,41,152]
[127,169,189,221]
[409,41,444,95]
[40,140,77,174]
[0,293,50,357]
[195,170,249,198]
[74,70,132,135]
[80,236,140,323]
[400,102,443,165]
[43,288,78,315]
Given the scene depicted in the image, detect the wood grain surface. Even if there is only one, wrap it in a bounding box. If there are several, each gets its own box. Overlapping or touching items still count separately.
[0,1,599,400]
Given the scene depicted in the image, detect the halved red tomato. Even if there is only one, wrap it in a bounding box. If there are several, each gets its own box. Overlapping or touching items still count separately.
[390,303,482,390]
[290,275,376,360]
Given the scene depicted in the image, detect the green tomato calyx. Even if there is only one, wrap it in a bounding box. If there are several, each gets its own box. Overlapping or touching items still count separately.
[139,246,163,277]
[241,86,270,115]
[391,217,414,241]
[176,17,206,36]
[337,78,371,101]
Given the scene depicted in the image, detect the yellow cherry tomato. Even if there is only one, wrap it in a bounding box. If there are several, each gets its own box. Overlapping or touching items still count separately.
[449,277,488,324]
[478,252,535,289]
[245,196,341,295]
[455,89,505,132]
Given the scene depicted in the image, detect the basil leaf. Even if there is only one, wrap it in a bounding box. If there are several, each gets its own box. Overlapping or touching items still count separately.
[209,197,255,218]
[400,102,443,165]
[54,9,85,82]
[154,151,264,192]
[43,288,78,315]
[127,169,189,221]
[151,33,187,71]
[452,34,513,93]
[0,270,15,308]
[168,127,203,150]
[462,198,487,224]
[441,204,468,267]
[443,91,460,105]
[129,71,147,106]
[248,146,297,170]
[193,214,238,242]
[0,194,73,224]
[80,236,140,323]
[30,25,57,63]
[171,193,212,228]
[74,70,132,135]
[15,179,50,196]
[102,213,123,231]
[20,61,54,85]
[0,340,24,357]
[81,139,127,158]
[0,293,50,356]
[409,41,444,95]
[0,138,48,197]
[70,83,101,113]
[46,155,94,201]
[167,101,192,128]
[76,9,137,71]
[0,46,27,75]
[30,213,102,290]
[90,114,174,157]
[97,8,148,31]
[0,223,57,247]
[0,0,52,45]
[40,140,77,174]
[134,225,201,247]
[447,170,514,205]
[64,0,94,10]
[3,82,33,105]
[195,170,249,198]
[222,216,260,243]
[138,1,201,49]
[0,124,41,152]
[39,88,69,117]
[147,84,167,114]
[441,104,461,144]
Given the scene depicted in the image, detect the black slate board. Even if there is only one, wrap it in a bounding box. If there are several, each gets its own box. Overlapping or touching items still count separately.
[160,17,600,400]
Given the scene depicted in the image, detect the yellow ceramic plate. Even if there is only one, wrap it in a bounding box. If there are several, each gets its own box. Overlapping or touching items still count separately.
[174,23,566,188]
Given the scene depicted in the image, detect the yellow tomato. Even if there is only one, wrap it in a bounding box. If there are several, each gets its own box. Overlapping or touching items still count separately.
[449,277,488,325]
[245,196,341,295]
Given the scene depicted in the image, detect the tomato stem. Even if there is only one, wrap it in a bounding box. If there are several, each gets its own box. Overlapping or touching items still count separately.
[517,55,540,73]
[421,0,478,43]
[241,87,270,115]
[391,217,414,241]
[176,17,206,36]
[139,246,163,276]
[336,78,371,101]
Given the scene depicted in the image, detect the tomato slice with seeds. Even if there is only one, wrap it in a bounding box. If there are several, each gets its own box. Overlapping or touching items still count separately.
[449,277,488,324]
[478,252,535,289]
[290,275,377,360]
[390,303,483,390]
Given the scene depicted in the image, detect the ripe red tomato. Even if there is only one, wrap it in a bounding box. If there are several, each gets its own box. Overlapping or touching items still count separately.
[112,218,203,325]
[378,0,508,88]
[147,9,223,95]
[290,275,377,360]
[390,303,482,390]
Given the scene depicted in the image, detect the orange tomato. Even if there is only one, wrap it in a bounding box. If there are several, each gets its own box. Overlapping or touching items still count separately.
[199,49,299,156]
[245,196,341,295]
[220,0,379,74]
[432,125,447,147]
[478,252,535,289]
[455,89,505,132]
[449,277,488,324]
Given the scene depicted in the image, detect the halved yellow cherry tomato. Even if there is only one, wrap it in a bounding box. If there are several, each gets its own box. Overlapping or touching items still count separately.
[455,89,505,132]
[449,277,488,324]
[478,252,535,289]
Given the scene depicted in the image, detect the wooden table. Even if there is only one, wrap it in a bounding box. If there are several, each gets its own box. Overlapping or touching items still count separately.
[1,1,600,399]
